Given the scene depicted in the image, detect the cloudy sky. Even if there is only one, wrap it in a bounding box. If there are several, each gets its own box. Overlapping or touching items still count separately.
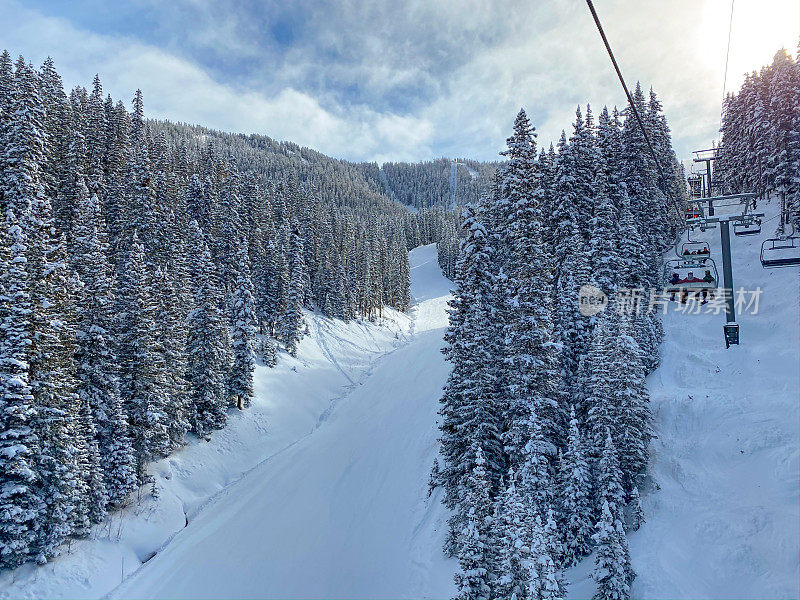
[1,0,797,164]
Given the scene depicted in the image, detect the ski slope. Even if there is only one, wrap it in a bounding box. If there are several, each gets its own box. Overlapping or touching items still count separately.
[2,217,795,600]
[570,200,799,599]
[0,253,439,600]
[107,244,457,599]
[634,202,798,598]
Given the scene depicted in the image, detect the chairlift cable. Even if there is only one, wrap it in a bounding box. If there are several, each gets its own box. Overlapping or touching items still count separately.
[583,0,685,225]
[720,0,735,133]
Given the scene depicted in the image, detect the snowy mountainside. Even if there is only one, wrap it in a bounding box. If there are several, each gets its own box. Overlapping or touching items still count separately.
[0,244,458,600]
[108,243,456,599]
[1,213,795,600]
[633,198,799,599]
[0,308,413,599]
[569,197,799,599]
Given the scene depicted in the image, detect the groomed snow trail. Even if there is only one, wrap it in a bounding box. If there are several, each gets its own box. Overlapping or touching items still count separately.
[111,244,457,599]
[632,201,799,599]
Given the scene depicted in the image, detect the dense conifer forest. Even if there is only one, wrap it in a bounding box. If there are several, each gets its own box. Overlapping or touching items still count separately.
[0,51,456,567]
[715,47,799,230]
[434,86,689,599]
[380,158,498,210]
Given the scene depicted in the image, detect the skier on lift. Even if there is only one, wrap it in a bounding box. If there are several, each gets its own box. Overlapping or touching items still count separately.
[669,272,680,301]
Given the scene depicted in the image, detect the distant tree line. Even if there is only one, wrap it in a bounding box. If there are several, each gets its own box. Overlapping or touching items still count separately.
[380,158,498,210]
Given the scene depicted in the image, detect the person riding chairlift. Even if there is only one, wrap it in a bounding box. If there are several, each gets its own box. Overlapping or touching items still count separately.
[669,272,680,301]
[702,270,715,301]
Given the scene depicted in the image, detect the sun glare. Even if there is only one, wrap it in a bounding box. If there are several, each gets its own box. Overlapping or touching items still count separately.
[704,0,800,93]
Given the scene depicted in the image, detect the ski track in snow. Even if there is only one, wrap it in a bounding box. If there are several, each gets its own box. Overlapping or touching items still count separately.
[105,243,457,599]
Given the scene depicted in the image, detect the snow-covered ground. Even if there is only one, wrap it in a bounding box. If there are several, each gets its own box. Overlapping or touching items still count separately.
[3,211,797,599]
[0,278,421,599]
[570,198,799,599]
[633,201,799,599]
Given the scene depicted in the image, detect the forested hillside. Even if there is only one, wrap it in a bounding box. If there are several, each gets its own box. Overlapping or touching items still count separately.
[0,51,457,569]
[381,158,498,210]
[435,85,688,599]
[715,47,799,228]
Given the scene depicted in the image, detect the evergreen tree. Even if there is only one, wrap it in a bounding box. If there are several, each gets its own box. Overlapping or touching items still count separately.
[611,315,652,491]
[230,246,257,409]
[185,221,229,437]
[500,109,562,467]
[277,220,306,356]
[438,203,504,553]
[0,211,43,568]
[454,447,496,600]
[591,432,633,598]
[495,469,530,600]
[560,407,593,566]
[629,485,645,532]
[116,232,171,478]
[592,499,631,600]
[527,509,564,600]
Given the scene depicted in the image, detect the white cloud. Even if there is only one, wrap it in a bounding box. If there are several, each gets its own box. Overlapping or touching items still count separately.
[1,0,797,164]
[0,0,434,162]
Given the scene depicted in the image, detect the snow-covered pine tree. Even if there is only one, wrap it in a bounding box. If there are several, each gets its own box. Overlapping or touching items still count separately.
[548,131,581,261]
[0,210,44,568]
[454,447,497,600]
[153,263,191,450]
[185,220,229,437]
[494,468,530,600]
[594,431,633,587]
[85,75,107,198]
[527,509,564,600]
[560,406,593,566]
[116,231,171,478]
[230,246,257,409]
[591,106,624,295]
[592,498,630,600]
[438,203,504,555]
[629,485,645,531]
[71,186,136,517]
[585,310,620,455]
[610,314,652,492]
[499,108,562,467]
[277,220,306,356]
[767,49,800,224]
[7,59,88,563]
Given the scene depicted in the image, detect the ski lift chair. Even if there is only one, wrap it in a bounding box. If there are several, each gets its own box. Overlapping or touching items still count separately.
[679,241,710,259]
[664,258,719,303]
[685,205,703,221]
[760,236,800,268]
[733,217,761,236]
